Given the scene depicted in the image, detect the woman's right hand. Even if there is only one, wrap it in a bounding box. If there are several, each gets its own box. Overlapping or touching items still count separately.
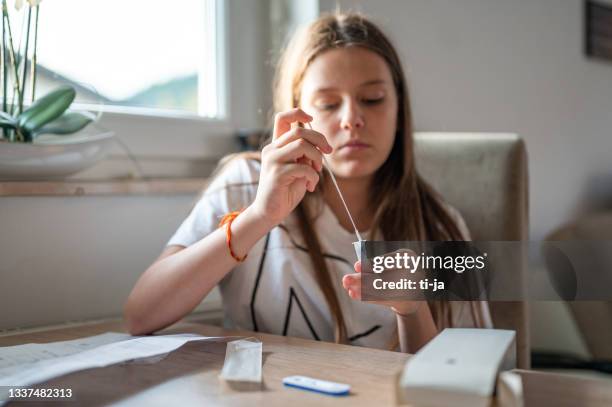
[251,108,332,227]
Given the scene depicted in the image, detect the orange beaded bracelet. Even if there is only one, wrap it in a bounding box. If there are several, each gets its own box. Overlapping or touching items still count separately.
[218,209,247,262]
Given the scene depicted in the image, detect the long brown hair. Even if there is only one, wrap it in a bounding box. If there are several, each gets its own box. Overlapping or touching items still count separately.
[271,13,486,344]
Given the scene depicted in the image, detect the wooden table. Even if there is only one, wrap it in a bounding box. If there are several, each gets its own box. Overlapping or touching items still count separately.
[0,320,409,406]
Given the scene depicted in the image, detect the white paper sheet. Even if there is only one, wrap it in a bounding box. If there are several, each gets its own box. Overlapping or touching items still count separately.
[0,332,131,370]
[0,333,222,390]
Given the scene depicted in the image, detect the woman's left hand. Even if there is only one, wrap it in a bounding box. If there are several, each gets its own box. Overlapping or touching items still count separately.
[342,260,423,316]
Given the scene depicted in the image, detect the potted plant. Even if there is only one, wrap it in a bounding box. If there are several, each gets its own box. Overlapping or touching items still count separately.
[0,0,114,180]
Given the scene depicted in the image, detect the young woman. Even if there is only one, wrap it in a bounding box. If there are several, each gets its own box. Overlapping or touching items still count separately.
[124,13,491,353]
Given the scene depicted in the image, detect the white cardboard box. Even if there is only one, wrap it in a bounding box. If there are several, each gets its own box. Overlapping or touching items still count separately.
[397,328,516,407]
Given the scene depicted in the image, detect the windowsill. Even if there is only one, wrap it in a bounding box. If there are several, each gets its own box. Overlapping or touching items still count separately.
[0,178,209,197]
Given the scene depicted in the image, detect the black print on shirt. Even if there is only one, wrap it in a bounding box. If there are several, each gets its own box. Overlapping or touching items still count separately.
[250,232,271,332]
[282,286,321,340]
[349,325,382,342]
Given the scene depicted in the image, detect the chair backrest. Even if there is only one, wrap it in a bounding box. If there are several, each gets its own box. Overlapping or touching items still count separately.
[547,213,612,360]
[414,132,530,368]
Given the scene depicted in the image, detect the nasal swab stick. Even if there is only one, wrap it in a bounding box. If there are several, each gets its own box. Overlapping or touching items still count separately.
[306,122,363,242]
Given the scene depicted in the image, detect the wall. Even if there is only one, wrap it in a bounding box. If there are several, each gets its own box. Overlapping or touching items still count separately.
[0,193,221,331]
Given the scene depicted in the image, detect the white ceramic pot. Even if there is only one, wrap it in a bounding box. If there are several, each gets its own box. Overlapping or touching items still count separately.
[0,126,115,180]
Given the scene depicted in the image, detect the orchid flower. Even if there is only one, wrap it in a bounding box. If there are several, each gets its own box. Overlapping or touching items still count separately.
[15,0,40,10]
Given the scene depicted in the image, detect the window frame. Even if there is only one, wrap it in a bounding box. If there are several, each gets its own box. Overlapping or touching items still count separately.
[83,0,271,161]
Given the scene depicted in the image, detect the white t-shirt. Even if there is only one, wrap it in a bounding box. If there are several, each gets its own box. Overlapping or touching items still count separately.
[167,157,492,349]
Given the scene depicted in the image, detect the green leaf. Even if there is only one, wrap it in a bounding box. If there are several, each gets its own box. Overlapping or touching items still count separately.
[0,112,17,129]
[32,112,95,138]
[17,86,76,135]
[0,120,17,130]
[0,111,15,122]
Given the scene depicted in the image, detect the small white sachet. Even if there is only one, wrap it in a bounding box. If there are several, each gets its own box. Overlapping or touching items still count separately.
[219,338,262,383]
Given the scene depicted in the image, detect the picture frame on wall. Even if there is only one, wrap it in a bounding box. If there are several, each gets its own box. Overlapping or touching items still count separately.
[585,0,612,61]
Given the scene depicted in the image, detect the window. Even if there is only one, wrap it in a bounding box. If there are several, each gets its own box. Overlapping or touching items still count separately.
[34,0,226,118]
[3,0,311,174]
